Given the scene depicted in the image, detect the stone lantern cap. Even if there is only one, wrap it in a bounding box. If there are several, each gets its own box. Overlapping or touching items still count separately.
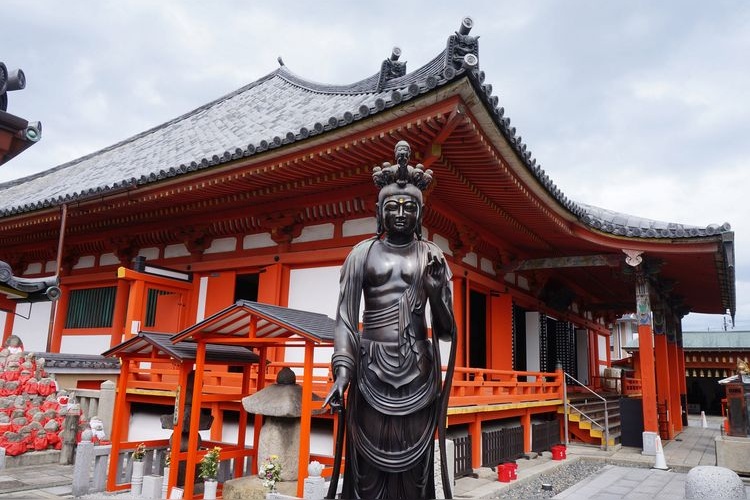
[242,367,307,418]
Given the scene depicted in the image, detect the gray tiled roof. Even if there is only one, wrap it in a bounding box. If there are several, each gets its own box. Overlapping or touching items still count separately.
[0,22,732,241]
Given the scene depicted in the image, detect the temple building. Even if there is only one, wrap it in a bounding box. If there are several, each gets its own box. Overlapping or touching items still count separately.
[0,18,736,497]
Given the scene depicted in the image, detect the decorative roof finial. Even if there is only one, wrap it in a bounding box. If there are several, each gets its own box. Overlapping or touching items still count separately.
[445,17,479,72]
[277,56,285,67]
[376,47,407,91]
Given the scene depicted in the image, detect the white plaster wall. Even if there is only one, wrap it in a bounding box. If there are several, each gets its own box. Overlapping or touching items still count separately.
[11,302,50,352]
[525,312,541,380]
[598,335,608,361]
[60,334,112,355]
[462,252,478,267]
[138,247,160,260]
[342,217,375,237]
[480,257,496,275]
[73,255,96,269]
[287,266,341,370]
[24,263,42,275]
[204,237,237,254]
[293,223,334,243]
[431,234,452,256]
[196,276,209,322]
[164,244,190,259]
[99,253,120,266]
[243,233,276,249]
[45,261,56,273]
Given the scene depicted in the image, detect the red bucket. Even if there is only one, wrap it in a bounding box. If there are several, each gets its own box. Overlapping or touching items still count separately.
[497,464,512,482]
[503,462,518,480]
[551,444,566,460]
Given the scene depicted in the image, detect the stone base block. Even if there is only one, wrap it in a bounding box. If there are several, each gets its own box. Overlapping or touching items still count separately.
[222,476,298,500]
[641,431,658,456]
[716,435,750,475]
[5,449,60,467]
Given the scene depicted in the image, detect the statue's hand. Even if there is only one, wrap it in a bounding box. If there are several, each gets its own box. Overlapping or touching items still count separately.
[424,251,447,297]
[322,368,350,410]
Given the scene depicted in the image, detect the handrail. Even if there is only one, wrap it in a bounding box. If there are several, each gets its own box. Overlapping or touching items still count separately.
[563,371,609,450]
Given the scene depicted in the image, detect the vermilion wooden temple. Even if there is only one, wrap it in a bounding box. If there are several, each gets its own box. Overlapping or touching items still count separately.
[0,18,736,498]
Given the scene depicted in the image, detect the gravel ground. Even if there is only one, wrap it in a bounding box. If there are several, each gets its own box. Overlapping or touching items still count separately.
[494,459,606,499]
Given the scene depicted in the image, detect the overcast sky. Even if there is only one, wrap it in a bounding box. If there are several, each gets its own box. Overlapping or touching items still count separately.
[2,1,748,332]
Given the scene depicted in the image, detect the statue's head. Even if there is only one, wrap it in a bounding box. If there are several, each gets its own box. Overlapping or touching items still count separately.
[372,141,433,239]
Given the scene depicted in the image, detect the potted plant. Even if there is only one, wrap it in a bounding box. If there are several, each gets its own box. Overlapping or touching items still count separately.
[131,443,146,496]
[199,446,221,500]
[258,454,282,497]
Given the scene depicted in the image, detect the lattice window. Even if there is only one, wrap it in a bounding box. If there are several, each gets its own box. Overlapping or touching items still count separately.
[65,286,117,329]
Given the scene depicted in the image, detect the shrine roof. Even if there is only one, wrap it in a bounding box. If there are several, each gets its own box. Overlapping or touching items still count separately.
[0,19,732,244]
[102,331,260,364]
[682,331,750,351]
[33,352,121,373]
[171,300,335,344]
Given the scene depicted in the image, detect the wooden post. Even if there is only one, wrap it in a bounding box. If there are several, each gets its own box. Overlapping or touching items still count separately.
[469,418,482,468]
[667,340,683,433]
[183,341,207,500]
[107,358,131,491]
[654,333,673,439]
[296,341,315,498]
[252,346,268,475]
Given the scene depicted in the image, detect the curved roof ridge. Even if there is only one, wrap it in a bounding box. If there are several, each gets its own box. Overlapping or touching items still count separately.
[275,49,450,95]
[577,201,732,238]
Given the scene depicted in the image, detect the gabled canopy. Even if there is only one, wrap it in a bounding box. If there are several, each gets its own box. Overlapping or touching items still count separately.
[171,300,335,346]
[103,331,260,364]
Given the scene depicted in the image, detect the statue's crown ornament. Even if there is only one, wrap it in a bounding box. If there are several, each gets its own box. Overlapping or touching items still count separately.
[372,140,433,193]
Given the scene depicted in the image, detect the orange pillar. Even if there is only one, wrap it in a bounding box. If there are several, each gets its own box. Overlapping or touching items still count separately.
[667,340,683,432]
[49,284,70,352]
[635,267,658,434]
[654,334,673,439]
[123,277,146,339]
[490,293,513,370]
[110,279,130,347]
[470,418,482,468]
[1,298,16,343]
[521,411,531,453]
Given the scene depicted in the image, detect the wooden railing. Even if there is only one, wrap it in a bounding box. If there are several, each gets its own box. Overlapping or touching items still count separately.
[622,377,642,396]
[124,362,563,408]
[449,367,563,406]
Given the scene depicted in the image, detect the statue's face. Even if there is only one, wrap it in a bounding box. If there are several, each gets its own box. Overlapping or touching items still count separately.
[382,194,419,237]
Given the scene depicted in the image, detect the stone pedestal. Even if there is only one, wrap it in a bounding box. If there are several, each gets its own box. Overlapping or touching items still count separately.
[142,474,163,500]
[715,435,750,475]
[259,418,300,481]
[641,431,658,455]
[303,475,326,500]
[222,476,297,500]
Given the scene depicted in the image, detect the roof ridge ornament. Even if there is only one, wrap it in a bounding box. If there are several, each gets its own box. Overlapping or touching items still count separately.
[376,47,406,92]
[445,17,479,72]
